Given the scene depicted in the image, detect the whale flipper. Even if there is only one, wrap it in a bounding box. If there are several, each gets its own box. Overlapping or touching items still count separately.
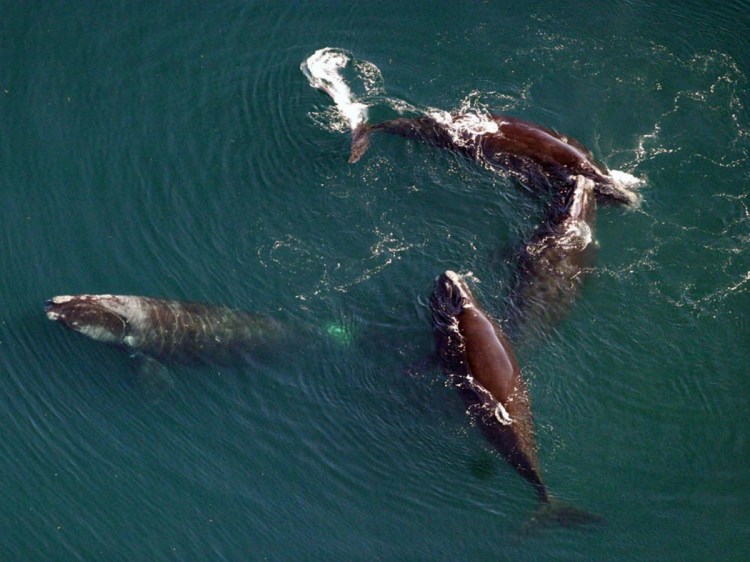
[131,353,175,399]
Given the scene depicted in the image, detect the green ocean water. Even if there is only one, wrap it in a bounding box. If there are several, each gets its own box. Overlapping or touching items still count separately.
[1,1,748,560]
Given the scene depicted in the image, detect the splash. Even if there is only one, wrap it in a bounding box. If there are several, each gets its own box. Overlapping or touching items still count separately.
[428,108,500,151]
[301,48,384,132]
[609,169,643,189]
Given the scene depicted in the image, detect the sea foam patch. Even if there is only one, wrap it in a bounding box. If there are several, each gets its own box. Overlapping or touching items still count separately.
[302,48,368,130]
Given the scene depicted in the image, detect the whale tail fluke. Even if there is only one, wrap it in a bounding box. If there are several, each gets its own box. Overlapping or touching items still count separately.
[349,124,374,163]
[520,497,604,536]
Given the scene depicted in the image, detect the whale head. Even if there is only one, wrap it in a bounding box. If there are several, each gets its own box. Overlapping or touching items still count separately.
[45,295,130,345]
[430,271,476,331]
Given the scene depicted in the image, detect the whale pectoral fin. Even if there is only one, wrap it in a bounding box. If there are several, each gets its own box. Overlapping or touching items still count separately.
[349,123,373,163]
[130,353,175,401]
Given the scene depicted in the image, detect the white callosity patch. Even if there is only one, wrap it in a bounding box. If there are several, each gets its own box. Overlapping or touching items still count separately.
[46,295,75,320]
[50,295,76,304]
[61,295,152,347]
[494,403,514,425]
[99,296,152,349]
[444,270,476,310]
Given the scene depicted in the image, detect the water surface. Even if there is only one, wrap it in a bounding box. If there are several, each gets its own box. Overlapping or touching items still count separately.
[1,1,748,560]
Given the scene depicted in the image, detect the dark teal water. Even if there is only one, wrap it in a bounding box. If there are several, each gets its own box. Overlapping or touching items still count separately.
[2,1,749,560]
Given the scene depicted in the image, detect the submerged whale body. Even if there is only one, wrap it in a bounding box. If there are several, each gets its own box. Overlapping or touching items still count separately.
[45,294,287,367]
[430,271,601,528]
[508,174,599,339]
[352,113,640,206]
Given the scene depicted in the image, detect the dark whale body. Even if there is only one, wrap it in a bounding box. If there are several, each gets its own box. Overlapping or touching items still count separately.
[351,113,640,206]
[430,271,547,502]
[430,271,600,528]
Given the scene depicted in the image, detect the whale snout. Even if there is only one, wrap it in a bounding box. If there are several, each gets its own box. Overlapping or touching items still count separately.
[44,298,61,312]
[430,271,476,330]
[44,298,64,321]
[434,271,471,306]
[44,295,78,321]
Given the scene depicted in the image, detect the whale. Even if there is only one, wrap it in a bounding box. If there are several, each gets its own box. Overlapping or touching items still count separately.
[45,294,289,377]
[300,48,641,206]
[430,271,546,502]
[350,112,641,206]
[430,271,600,527]
[507,174,598,339]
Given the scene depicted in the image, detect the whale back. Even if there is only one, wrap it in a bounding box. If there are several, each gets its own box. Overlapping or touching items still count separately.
[430,271,547,502]
[372,116,459,153]
[357,110,640,204]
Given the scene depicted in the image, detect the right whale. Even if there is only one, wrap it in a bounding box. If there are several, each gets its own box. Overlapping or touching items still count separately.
[430,270,601,530]
[45,294,289,368]
[350,112,641,206]
[44,294,296,393]
[302,47,642,205]
[507,174,599,340]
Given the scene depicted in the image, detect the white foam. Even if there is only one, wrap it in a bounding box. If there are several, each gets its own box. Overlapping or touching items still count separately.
[428,109,498,149]
[610,169,644,189]
[301,48,368,131]
[452,112,499,135]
